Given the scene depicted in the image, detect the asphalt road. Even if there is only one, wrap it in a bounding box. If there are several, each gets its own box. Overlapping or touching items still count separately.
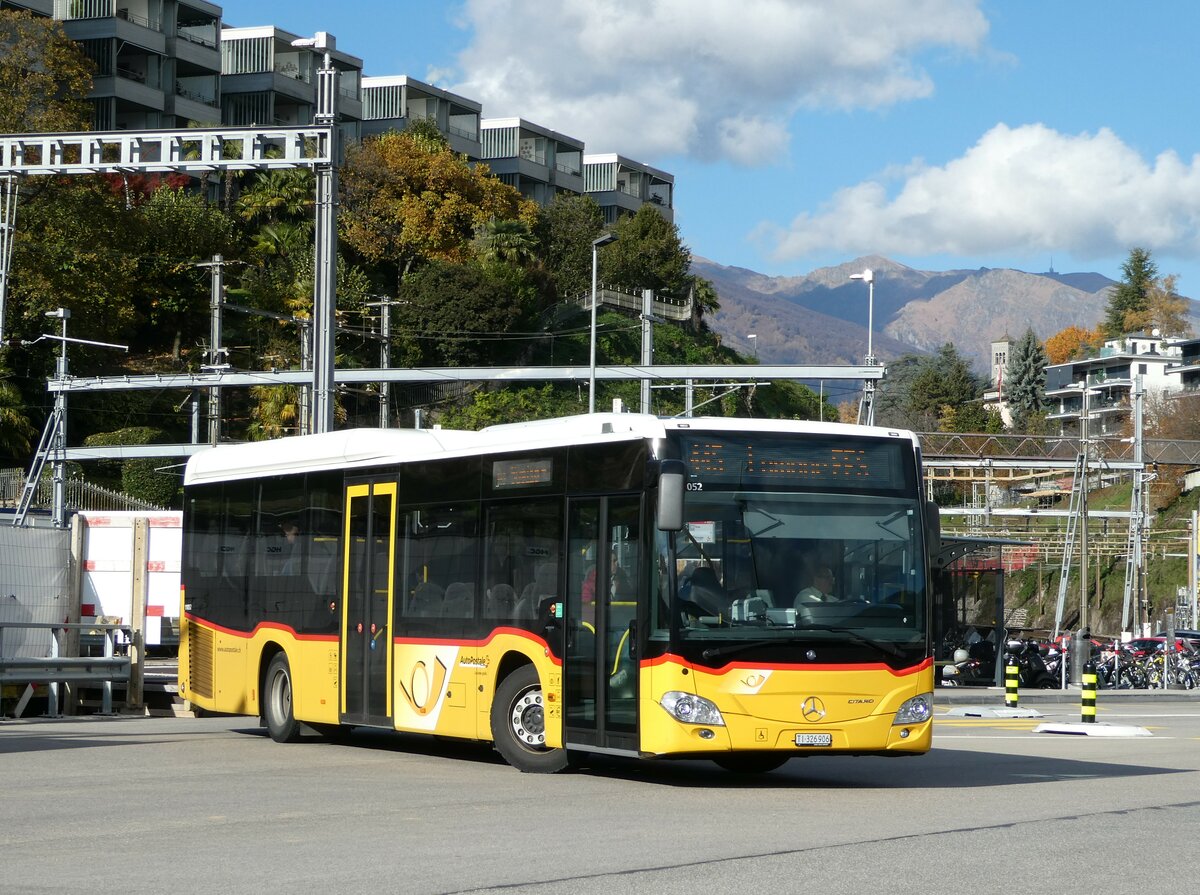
[2,695,1198,895]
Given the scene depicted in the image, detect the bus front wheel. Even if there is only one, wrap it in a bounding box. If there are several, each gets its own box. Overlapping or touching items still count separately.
[491,665,569,773]
[264,653,301,743]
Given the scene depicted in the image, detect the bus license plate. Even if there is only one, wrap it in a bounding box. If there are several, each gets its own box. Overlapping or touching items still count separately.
[795,733,833,747]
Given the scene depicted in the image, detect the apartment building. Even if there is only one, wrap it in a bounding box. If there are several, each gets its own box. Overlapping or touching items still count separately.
[583,153,674,225]
[220,25,362,145]
[361,75,480,158]
[1044,333,1180,437]
[3,2,677,217]
[1164,336,1200,398]
[6,0,224,129]
[479,117,585,206]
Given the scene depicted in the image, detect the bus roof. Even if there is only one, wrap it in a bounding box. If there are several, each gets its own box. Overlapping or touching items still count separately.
[183,413,918,486]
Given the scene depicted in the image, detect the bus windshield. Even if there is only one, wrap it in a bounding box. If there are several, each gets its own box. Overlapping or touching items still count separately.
[668,489,927,650]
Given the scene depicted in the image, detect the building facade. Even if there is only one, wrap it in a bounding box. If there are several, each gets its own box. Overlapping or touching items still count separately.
[12,0,225,130]
[1044,333,1180,437]
[361,75,480,158]
[220,26,362,144]
[478,117,585,206]
[2,2,676,215]
[583,153,674,225]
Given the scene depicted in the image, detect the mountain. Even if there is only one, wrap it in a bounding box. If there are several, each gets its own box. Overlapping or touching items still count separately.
[694,255,1123,371]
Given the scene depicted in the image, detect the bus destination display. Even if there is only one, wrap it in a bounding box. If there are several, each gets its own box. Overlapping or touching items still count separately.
[683,437,904,490]
[492,457,554,490]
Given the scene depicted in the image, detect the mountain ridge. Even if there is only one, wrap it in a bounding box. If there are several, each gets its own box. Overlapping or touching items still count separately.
[693,255,1128,372]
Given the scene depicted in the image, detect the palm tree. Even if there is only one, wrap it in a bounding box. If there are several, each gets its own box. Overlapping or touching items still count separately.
[0,370,35,460]
[475,218,537,266]
[237,169,315,227]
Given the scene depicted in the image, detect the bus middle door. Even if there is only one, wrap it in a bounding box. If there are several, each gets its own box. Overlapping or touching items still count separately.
[564,495,640,754]
[341,481,397,727]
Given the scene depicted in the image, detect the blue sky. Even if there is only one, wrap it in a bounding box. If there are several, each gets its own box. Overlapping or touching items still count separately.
[231,1,1200,293]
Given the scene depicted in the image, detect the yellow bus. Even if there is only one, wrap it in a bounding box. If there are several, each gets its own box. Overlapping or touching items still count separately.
[179,413,938,773]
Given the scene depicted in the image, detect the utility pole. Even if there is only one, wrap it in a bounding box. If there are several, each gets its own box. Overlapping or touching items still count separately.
[640,288,655,414]
[198,255,227,445]
[1079,384,1091,633]
[364,298,395,428]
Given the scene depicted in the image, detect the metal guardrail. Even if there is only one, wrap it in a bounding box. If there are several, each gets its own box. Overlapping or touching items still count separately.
[0,622,132,716]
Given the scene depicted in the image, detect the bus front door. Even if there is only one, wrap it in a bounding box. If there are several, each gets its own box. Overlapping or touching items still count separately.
[564,496,640,754]
[341,481,397,727]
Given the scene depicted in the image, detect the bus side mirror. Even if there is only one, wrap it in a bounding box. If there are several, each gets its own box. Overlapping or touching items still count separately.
[657,460,686,531]
[925,501,942,567]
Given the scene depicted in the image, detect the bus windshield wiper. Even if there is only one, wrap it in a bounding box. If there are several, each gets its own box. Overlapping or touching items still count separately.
[701,627,905,661]
[795,624,905,658]
[702,640,778,660]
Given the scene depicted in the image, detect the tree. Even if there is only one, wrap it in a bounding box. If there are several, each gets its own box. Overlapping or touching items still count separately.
[1127,273,1193,338]
[604,205,692,300]
[534,194,604,299]
[396,261,539,367]
[1044,325,1103,365]
[339,130,537,294]
[0,366,35,462]
[236,169,314,227]
[0,10,94,133]
[1004,327,1048,429]
[134,186,239,358]
[475,217,538,266]
[873,354,927,429]
[1104,247,1157,337]
[906,344,985,432]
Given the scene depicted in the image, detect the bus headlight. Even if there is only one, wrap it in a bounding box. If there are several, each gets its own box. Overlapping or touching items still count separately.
[660,691,726,726]
[894,693,933,725]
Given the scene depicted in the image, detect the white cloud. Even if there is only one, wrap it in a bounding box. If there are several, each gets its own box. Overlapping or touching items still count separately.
[450,0,988,164]
[760,123,1200,261]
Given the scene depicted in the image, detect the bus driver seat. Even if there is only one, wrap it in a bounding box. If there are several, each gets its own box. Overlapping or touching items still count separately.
[687,566,730,617]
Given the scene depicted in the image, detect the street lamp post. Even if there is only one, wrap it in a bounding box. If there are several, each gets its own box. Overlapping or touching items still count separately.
[748,333,757,358]
[849,268,876,424]
[589,232,617,413]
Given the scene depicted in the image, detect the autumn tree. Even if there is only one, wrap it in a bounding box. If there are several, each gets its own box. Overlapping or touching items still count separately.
[1104,247,1156,337]
[0,10,94,133]
[1044,325,1103,365]
[1126,273,1193,338]
[339,129,538,294]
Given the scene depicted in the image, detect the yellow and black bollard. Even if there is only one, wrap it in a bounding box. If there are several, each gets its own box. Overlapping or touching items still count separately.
[1004,653,1019,709]
[1081,660,1097,723]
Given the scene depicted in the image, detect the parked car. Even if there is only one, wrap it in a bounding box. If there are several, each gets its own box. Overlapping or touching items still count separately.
[1154,628,1200,650]
[1125,636,1197,657]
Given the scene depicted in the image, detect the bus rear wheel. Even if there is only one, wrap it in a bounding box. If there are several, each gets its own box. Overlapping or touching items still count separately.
[712,754,791,774]
[491,665,569,773]
[264,653,301,743]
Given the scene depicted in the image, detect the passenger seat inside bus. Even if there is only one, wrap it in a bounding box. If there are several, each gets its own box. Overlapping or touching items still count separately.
[442,582,475,618]
[516,563,558,618]
[409,581,444,616]
[486,583,518,619]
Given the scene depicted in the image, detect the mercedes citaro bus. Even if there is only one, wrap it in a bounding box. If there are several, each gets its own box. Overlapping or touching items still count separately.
[179,413,938,773]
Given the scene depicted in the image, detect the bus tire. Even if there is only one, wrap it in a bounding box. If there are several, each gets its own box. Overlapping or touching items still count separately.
[491,665,568,773]
[712,754,791,774]
[264,653,301,743]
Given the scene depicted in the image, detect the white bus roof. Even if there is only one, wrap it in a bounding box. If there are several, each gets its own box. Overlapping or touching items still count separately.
[183,413,918,486]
